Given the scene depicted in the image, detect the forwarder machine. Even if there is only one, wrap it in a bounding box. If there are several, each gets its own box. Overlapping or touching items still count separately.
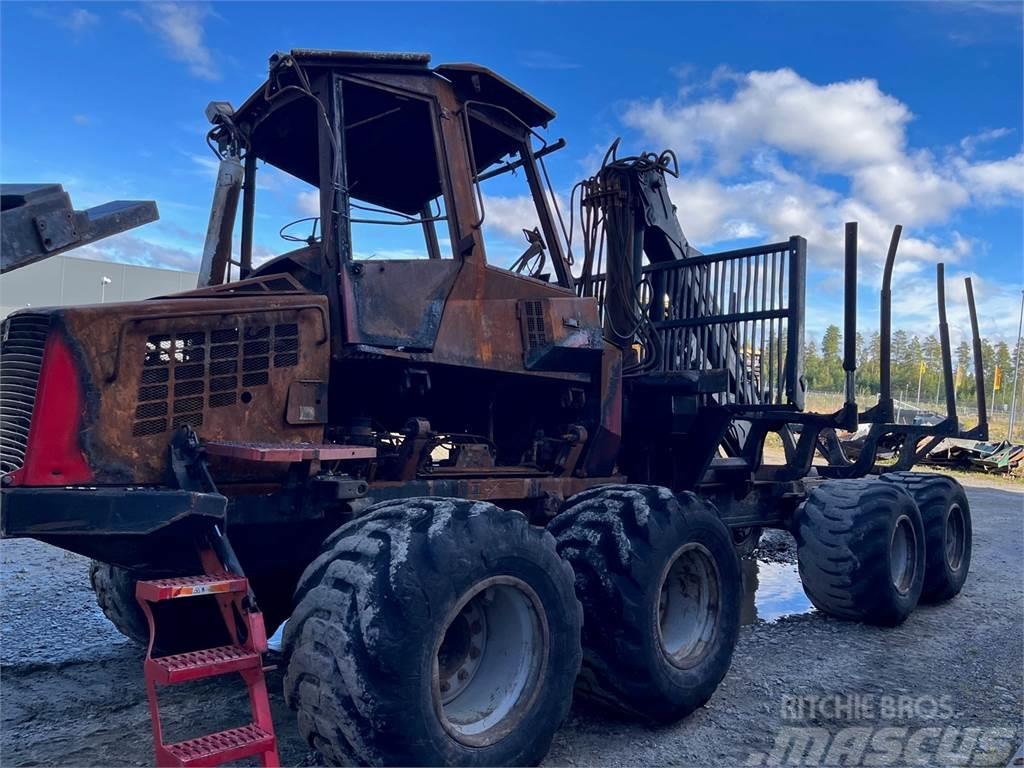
[0,50,987,767]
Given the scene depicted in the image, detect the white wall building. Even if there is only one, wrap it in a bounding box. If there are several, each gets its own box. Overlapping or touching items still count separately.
[0,254,197,318]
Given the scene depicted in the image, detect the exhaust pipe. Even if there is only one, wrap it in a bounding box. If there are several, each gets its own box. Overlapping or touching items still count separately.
[197,156,243,288]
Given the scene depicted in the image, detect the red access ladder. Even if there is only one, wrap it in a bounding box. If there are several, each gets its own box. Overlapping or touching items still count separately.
[135,547,280,767]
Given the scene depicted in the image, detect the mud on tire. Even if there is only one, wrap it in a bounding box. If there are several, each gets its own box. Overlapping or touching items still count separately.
[878,472,971,603]
[89,561,149,645]
[283,497,582,767]
[549,485,741,723]
[795,479,925,627]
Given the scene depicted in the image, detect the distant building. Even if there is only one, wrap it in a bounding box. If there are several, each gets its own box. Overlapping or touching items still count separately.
[0,254,197,318]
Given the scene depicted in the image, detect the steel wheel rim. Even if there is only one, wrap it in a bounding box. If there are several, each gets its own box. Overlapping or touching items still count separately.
[945,503,966,571]
[657,543,721,669]
[433,576,548,747]
[732,527,755,546]
[890,514,918,594]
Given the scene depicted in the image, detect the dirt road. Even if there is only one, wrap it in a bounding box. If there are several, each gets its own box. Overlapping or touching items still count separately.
[2,481,1021,766]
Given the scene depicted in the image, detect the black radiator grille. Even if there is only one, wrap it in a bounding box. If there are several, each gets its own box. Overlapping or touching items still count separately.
[0,313,50,473]
[132,320,300,437]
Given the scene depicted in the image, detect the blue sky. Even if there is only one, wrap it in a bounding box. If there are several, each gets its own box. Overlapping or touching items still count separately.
[2,1,1022,342]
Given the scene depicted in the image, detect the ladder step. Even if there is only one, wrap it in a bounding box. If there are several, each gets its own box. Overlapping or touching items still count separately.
[147,644,261,685]
[160,723,275,767]
[136,573,248,602]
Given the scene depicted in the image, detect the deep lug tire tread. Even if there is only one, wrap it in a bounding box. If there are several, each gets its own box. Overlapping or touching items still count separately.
[89,561,150,645]
[549,485,741,723]
[878,471,972,603]
[795,479,926,627]
[283,497,582,767]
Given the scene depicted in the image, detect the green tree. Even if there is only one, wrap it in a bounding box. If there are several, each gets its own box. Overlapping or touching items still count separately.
[993,340,1012,411]
[891,330,910,398]
[821,325,842,390]
[922,335,942,406]
[955,340,972,397]
[804,338,823,389]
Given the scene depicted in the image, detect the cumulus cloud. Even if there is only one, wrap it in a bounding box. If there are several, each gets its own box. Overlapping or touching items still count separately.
[616,65,1021,339]
[482,194,542,240]
[624,69,912,173]
[126,3,220,81]
[958,152,1024,200]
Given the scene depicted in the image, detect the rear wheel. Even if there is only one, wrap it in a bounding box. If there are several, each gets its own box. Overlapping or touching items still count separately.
[549,485,741,723]
[795,479,925,626]
[878,472,971,603]
[283,497,581,766]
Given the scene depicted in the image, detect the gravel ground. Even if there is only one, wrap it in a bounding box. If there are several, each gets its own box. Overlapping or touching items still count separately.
[1,480,1021,767]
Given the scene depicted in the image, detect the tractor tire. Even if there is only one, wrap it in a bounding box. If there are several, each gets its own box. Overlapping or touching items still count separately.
[878,472,971,603]
[795,479,925,627]
[89,561,229,653]
[732,526,763,557]
[89,561,149,645]
[549,485,741,723]
[283,497,582,767]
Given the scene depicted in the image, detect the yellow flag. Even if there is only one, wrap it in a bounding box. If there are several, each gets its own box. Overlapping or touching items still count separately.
[919,360,926,375]
[955,365,964,389]
[994,365,1003,391]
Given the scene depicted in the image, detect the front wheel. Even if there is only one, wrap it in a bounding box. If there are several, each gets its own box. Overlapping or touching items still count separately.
[283,498,581,767]
[549,485,741,723]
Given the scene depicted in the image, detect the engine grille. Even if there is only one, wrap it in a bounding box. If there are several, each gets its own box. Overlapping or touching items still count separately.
[0,313,50,474]
[132,320,300,438]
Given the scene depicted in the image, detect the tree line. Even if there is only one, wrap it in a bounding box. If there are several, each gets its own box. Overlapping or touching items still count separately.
[803,325,1023,409]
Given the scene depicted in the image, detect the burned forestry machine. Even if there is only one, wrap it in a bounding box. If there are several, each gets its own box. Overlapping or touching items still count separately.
[0,50,985,767]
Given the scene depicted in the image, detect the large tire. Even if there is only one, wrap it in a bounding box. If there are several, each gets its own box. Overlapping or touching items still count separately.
[89,561,149,645]
[283,497,582,767]
[89,561,230,653]
[795,479,925,627]
[878,472,971,603]
[549,485,741,723]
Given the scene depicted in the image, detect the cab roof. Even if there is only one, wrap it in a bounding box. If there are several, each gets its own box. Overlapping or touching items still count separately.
[223,50,557,214]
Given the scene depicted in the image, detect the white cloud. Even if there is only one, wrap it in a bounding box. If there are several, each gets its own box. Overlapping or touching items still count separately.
[615,65,1021,341]
[75,233,200,272]
[958,152,1024,200]
[187,152,221,176]
[852,155,968,226]
[296,190,320,217]
[624,68,911,173]
[482,194,541,240]
[127,3,219,81]
[959,127,1013,156]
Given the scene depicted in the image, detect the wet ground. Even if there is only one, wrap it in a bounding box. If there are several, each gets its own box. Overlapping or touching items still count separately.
[2,481,1021,766]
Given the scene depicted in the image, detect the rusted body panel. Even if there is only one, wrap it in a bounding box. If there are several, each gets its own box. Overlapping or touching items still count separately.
[54,294,330,484]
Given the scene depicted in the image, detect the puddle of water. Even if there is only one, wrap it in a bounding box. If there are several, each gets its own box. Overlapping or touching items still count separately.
[740,558,815,624]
